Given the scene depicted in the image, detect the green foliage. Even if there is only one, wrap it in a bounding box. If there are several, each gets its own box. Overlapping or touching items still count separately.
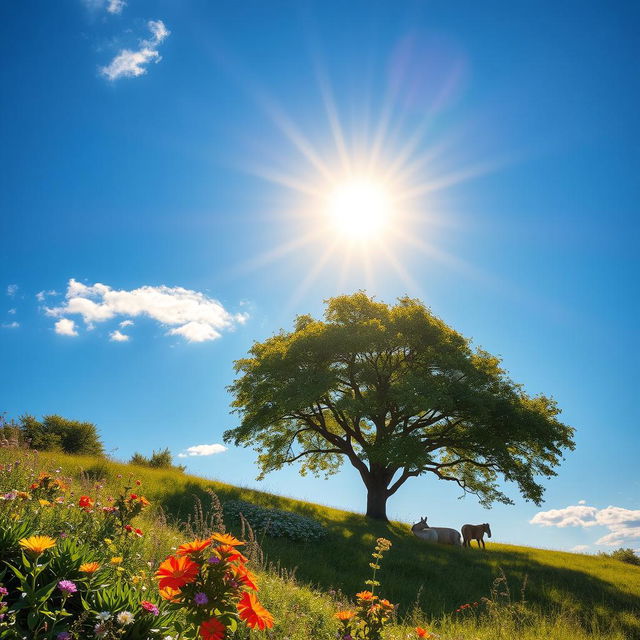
[599,547,640,566]
[224,499,327,542]
[129,447,185,472]
[225,292,575,519]
[18,414,104,456]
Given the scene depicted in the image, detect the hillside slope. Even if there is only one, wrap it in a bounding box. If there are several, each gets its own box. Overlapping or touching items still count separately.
[4,449,638,637]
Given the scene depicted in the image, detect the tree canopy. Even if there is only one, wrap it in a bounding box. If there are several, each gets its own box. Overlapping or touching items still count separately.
[224,293,575,520]
[18,414,104,456]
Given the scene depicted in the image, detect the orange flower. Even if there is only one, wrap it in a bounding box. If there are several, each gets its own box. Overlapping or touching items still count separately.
[231,565,258,590]
[334,610,355,621]
[19,535,56,555]
[159,585,182,602]
[199,617,226,640]
[356,591,376,601]
[138,495,150,506]
[379,599,394,609]
[214,544,248,564]
[78,495,94,509]
[415,628,431,638]
[210,532,244,547]
[177,538,212,556]
[79,562,101,573]
[237,591,274,630]
[156,555,200,590]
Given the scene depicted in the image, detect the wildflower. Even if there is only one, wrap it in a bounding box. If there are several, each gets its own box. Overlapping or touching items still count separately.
[78,495,94,509]
[0,587,8,597]
[415,628,431,638]
[194,592,209,605]
[138,495,150,506]
[110,556,123,565]
[177,538,212,556]
[159,586,182,602]
[207,556,221,564]
[334,610,355,621]
[156,555,199,590]
[213,544,248,563]
[210,532,244,547]
[58,580,77,595]
[379,598,394,609]
[134,528,143,537]
[230,565,258,591]
[94,623,107,637]
[141,600,159,616]
[96,612,111,621]
[56,633,71,640]
[80,562,100,574]
[39,499,51,507]
[116,611,134,625]
[19,535,56,555]
[199,617,226,640]
[237,591,274,630]
[135,480,141,485]
[355,591,376,601]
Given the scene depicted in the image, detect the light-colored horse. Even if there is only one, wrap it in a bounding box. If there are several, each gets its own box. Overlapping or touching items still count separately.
[411,517,438,543]
[412,516,461,545]
[461,523,492,549]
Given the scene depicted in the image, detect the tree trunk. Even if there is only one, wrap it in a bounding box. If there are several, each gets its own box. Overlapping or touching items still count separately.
[365,479,389,521]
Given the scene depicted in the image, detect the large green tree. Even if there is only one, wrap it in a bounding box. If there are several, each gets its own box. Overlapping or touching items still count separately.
[225,293,574,521]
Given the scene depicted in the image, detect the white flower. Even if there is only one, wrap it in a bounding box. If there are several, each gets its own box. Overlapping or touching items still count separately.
[117,610,135,625]
[96,611,111,621]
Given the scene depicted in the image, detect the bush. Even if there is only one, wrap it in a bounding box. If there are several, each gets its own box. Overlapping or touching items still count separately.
[601,548,640,566]
[129,448,185,472]
[224,500,327,542]
[18,414,104,456]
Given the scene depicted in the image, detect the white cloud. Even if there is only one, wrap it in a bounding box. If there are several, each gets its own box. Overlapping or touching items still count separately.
[119,319,134,327]
[531,503,640,547]
[109,330,130,342]
[36,290,58,302]
[46,279,247,343]
[570,545,590,553]
[107,0,126,14]
[101,20,170,80]
[177,444,227,458]
[55,318,78,336]
[8,308,16,315]
[578,499,586,505]
[1,321,19,329]
[7,284,18,297]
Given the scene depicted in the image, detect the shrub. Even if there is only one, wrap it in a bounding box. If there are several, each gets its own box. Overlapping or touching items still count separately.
[18,414,104,456]
[223,500,327,542]
[600,548,640,566]
[129,448,185,472]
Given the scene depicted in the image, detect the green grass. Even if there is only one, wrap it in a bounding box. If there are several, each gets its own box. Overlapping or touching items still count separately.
[2,448,639,639]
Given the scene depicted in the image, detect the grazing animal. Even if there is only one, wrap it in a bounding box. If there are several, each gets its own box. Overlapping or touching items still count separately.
[461,523,492,549]
[412,516,461,545]
[411,517,438,543]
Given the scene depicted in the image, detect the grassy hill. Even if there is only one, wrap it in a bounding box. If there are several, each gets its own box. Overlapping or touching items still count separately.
[2,448,639,639]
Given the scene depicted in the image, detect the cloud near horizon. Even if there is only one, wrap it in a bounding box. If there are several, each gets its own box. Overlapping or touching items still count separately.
[177,444,227,458]
[531,503,640,547]
[101,20,170,81]
[45,279,247,343]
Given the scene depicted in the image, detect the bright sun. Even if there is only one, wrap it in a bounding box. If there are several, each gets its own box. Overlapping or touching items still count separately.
[326,178,393,240]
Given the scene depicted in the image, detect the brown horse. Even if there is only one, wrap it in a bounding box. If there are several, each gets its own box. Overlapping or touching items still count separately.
[461,523,492,549]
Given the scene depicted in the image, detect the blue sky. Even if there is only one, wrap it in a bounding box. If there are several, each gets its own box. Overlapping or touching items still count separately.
[1,0,639,553]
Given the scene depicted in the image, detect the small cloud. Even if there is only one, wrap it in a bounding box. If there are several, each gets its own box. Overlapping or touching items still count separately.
[1,321,19,329]
[578,499,586,505]
[8,308,16,315]
[101,19,170,81]
[177,444,227,458]
[570,545,590,553]
[531,503,640,548]
[109,330,130,342]
[36,290,58,302]
[7,284,18,297]
[119,319,134,327]
[55,318,78,337]
[107,0,126,14]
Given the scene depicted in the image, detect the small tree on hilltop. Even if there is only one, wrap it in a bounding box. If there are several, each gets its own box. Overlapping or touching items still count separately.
[225,293,575,521]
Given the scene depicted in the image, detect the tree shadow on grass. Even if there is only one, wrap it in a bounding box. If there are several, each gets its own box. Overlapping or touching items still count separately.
[156,483,640,639]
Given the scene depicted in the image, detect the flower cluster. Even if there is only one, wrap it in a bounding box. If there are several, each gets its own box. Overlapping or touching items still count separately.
[454,601,479,614]
[334,538,394,640]
[155,532,274,638]
[223,500,327,542]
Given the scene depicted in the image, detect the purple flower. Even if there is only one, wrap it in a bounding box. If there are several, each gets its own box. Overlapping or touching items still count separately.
[58,580,77,595]
[0,586,8,597]
[207,555,220,564]
[57,633,72,640]
[194,592,208,606]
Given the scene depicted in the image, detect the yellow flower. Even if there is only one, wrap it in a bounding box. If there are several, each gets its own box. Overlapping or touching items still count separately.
[80,562,101,573]
[110,556,123,565]
[38,499,51,507]
[19,535,57,555]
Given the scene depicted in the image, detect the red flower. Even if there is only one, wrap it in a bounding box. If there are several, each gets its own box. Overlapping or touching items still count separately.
[134,528,143,537]
[213,544,248,563]
[78,495,94,509]
[156,555,200,590]
[231,565,258,591]
[237,592,274,630]
[199,617,225,640]
[416,628,431,638]
[140,600,159,615]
